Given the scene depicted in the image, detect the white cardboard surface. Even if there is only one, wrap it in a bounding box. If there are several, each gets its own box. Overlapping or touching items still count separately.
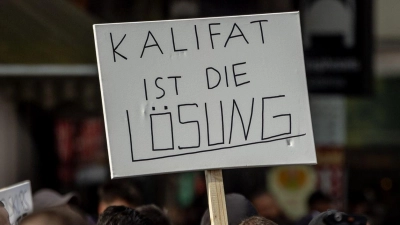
[94,12,316,178]
[0,181,33,224]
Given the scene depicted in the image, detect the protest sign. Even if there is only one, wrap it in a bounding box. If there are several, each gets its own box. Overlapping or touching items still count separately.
[94,12,316,178]
[0,181,33,225]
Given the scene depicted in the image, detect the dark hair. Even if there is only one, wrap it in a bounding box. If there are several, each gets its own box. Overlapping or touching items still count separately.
[136,204,171,225]
[98,179,142,207]
[250,190,268,202]
[308,191,331,208]
[98,206,152,225]
[240,216,278,225]
[0,201,4,207]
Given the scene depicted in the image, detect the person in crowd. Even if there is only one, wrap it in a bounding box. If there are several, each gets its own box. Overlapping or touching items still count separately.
[251,192,291,225]
[295,191,332,225]
[32,188,79,211]
[200,193,258,225]
[0,201,11,225]
[97,206,152,225]
[347,191,374,224]
[239,216,278,225]
[19,205,89,225]
[307,210,368,225]
[33,188,96,224]
[98,179,142,214]
[136,204,171,225]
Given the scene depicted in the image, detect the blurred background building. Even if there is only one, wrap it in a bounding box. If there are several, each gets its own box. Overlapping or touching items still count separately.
[0,0,399,224]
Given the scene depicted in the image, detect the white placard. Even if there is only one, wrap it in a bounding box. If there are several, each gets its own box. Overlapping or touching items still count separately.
[94,12,316,178]
[0,181,33,224]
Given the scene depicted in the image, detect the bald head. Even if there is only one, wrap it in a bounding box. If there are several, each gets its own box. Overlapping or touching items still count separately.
[251,193,281,220]
[19,206,88,225]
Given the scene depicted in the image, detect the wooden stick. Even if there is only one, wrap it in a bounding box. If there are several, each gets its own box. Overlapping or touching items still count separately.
[205,169,228,225]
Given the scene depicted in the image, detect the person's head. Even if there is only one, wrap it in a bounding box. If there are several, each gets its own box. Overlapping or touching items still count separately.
[136,204,171,225]
[239,216,278,225]
[19,205,88,225]
[308,210,367,225]
[200,193,258,225]
[250,192,281,220]
[0,201,11,225]
[33,189,78,211]
[348,191,368,215]
[98,206,152,225]
[308,191,332,213]
[98,179,142,214]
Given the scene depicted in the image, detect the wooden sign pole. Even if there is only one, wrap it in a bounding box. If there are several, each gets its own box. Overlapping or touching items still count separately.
[205,169,228,225]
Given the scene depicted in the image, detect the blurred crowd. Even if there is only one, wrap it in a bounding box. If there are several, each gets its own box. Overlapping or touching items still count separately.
[0,179,369,225]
